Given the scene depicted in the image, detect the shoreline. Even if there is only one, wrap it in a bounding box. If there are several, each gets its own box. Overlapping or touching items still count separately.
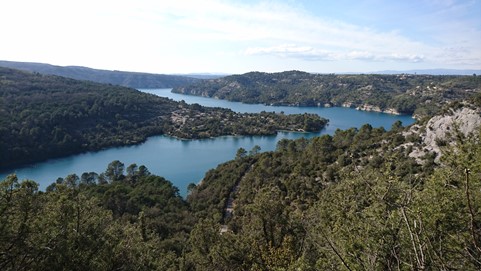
[1,124,328,174]
[171,91,411,116]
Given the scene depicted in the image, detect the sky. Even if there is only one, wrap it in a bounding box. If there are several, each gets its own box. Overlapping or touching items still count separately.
[1,0,480,74]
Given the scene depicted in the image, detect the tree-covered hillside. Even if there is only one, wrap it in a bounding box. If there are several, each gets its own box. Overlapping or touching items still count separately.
[0,67,326,169]
[173,70,481,117]
[0,60,200,88]
[1,98,480,270]
[185,97,481,270]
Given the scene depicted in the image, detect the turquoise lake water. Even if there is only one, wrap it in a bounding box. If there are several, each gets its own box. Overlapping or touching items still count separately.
[1,89,415,196]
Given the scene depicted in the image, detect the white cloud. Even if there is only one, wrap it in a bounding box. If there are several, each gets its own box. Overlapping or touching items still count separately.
[245,44,425,63]
[244,45,330,61]
[0,0,479,73]
[151,0,474,66]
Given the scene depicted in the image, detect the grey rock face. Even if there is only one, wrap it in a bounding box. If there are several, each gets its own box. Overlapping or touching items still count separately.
[408,106,481,162]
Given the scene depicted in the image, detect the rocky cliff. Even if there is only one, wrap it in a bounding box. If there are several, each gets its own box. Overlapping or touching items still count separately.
[406,105,481,162]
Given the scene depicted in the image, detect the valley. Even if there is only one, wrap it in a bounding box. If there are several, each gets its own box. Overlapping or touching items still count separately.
[1,65,480,270]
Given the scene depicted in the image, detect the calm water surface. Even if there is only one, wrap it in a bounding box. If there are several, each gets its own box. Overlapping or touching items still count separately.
[1,89,415,196]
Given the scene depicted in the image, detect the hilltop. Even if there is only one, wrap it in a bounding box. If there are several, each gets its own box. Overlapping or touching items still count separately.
[372,68,481,75]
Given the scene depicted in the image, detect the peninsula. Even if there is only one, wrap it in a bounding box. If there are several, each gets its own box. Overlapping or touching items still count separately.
[0,67,327,169]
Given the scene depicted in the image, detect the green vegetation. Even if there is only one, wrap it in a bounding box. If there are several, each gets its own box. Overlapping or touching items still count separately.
[0,60,200,88]
[0,67,326,169]
[2,98,480,270]
[2,65,480,269]
[173,70,481,116]
[167,106,327,139]
[0,163,192,270]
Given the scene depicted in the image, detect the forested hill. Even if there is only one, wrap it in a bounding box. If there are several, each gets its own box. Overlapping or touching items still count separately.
[185,96,481,270]
[0,67,326,169]
[1,97,480,270]
[173,70,481,116]
[0,60,200,88]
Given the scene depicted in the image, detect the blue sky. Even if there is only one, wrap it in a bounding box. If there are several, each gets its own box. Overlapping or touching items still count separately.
[1,0,480,74]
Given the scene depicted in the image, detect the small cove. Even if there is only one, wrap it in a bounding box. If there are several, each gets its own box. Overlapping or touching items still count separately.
[1,89,415,196]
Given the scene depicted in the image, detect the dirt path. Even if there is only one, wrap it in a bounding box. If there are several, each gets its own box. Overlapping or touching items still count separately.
[220,164,253,233]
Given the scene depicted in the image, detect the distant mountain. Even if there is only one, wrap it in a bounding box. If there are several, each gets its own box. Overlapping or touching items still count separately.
[372,68,481,75]
[176,73,230,79]
[0,60,200,88]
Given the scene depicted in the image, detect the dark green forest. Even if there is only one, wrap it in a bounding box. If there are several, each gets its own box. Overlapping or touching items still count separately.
[0,67,326,169]
[173,70,481,116]
[2,97,480,270]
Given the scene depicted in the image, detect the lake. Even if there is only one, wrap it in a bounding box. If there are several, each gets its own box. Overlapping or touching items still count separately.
[1,89,415,196]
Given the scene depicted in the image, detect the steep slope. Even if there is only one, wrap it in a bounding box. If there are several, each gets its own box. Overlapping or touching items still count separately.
[405,104,481,162]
